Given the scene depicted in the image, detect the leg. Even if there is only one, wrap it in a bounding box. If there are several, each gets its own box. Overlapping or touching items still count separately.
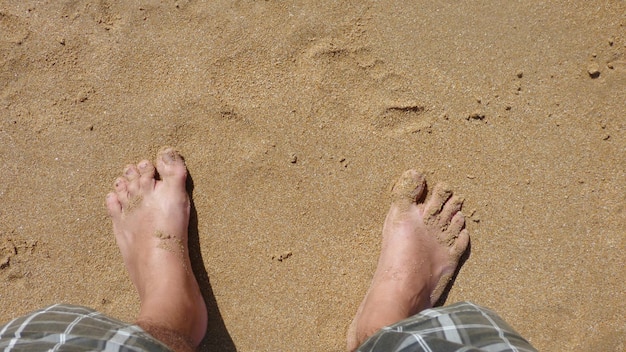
[105,148,207,352]
[347,170,469,351]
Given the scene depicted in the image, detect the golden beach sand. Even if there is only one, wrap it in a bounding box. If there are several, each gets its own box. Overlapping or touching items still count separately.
[1,1,625,350]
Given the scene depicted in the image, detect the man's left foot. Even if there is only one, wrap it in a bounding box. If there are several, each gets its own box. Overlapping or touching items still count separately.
[346,170,469,351]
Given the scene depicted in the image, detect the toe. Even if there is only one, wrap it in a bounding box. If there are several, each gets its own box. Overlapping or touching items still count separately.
[105,192,122,218]
[124,164,141,194]
[423,183,453,225]
[445,211,466,244]
[156,147,187,187]
[450,228,470,259]
[137,159,156,191]
[124,164,140,181]
[390,169,426,210]
[438,195,464,228]
[114,177,129,206]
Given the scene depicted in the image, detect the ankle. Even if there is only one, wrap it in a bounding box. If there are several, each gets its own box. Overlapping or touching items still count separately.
[136,320,197,352]
[138,295,207,345]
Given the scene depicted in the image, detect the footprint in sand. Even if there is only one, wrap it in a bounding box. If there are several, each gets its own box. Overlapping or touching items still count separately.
[0,12,30,45]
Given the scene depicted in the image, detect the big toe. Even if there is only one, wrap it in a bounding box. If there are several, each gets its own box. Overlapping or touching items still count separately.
[156,147,187,187]
[390,169,426,210]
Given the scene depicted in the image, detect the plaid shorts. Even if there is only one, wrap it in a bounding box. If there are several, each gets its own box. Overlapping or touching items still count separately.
[357,301,537,352]
[1,302,535,352]
[0,304,171,352]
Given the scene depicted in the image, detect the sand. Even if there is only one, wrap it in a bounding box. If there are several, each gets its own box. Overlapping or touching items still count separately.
[1,1,625,351]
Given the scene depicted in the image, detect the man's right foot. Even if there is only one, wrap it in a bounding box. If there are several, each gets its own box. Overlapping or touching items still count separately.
[346,170,470,351]
[106,148,208,352]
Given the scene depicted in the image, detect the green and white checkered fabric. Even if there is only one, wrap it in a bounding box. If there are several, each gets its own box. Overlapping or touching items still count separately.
[357,301,537,352]
[0,304,172,352]
[1,301,536,352]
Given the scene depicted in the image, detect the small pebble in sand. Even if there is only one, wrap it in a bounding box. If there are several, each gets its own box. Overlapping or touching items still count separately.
[272,251,293,262]
[467,112,485,120]
[516,70,523,78]
[290,153,298,164]
[587,63,600,78]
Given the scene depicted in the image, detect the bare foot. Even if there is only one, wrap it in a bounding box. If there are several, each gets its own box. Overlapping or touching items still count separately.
[105,148,207,352]
[346,170,469,351]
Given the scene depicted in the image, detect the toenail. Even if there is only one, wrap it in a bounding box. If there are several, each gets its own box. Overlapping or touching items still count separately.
[125,167,135,176]
[138,161,148,169]
[161,150,176,164]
